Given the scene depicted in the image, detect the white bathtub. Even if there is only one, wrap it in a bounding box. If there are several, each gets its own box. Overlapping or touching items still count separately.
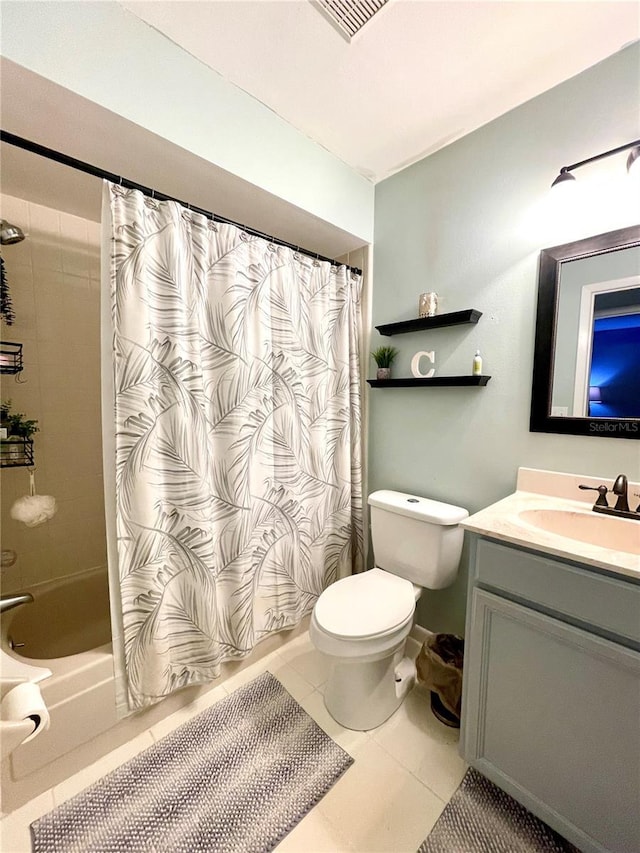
[1,567,117,780]
[1,566,311,810]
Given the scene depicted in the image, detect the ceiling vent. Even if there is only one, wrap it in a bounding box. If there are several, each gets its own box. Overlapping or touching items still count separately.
[312,0,389,41]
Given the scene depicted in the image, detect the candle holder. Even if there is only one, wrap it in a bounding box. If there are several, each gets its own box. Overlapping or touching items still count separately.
[418,292,438,318]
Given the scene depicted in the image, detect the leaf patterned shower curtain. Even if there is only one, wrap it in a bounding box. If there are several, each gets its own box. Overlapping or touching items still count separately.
[102,183,364,713]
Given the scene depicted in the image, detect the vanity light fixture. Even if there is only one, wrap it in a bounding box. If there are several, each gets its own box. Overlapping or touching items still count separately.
[627,145,640,177]
[550,170,576,189]
[551,139,640,189]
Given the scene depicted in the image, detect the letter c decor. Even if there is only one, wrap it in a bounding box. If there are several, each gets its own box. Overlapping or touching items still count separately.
[411,350,435,378]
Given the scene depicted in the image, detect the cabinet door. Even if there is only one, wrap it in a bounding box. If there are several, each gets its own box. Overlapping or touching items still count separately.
[462,589,640,853]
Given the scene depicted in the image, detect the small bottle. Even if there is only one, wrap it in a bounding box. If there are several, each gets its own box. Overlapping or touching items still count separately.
[472,350,483,376]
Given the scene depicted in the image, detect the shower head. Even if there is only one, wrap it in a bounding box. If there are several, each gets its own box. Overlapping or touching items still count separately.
[0,220,25,245]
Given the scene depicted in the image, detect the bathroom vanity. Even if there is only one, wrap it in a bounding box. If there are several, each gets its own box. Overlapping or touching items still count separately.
[460,469,640,853]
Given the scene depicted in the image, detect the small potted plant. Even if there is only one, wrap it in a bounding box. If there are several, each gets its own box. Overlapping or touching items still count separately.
[1,399,39,440]
[371,346,399,381]
[1,400,38,465]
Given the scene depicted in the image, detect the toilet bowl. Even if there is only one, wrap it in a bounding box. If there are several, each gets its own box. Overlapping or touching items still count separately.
[310,490,468,731]
[310,568,419,730]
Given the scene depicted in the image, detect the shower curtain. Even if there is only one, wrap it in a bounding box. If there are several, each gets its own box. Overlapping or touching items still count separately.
[101,183,363,713]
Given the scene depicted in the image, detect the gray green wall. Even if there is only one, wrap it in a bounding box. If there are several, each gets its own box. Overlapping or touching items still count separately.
[370,43,640,635]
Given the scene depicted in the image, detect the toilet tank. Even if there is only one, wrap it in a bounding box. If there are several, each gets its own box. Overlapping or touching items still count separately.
[368,490,469,589]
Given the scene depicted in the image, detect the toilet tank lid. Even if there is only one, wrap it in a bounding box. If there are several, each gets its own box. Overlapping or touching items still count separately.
[368,490,468,525]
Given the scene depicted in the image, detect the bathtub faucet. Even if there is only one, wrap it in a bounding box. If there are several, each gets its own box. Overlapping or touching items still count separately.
[0,592,34,613]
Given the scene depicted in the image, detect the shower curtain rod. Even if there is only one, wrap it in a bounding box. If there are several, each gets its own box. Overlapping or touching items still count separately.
[0,130,363,276]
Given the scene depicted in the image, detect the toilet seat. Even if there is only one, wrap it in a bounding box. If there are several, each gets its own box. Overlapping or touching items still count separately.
[314,568,416,640]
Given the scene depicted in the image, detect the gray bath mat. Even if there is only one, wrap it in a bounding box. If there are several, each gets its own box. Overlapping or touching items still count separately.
[418,768,580,853]
[31,671,353,852]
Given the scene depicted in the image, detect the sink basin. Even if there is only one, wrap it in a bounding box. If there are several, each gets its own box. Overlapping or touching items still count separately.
[518,509,640,555]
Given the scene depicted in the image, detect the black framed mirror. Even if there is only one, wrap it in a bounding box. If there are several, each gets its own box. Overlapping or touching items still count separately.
[530,224,640,439]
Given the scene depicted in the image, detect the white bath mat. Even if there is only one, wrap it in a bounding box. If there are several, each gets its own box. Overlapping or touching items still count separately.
[31,671,353,852]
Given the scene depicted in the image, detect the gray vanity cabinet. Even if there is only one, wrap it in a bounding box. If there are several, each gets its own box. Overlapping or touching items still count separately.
[461,536,640,853]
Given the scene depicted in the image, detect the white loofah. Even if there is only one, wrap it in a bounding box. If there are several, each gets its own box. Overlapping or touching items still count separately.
[10,494,57,527]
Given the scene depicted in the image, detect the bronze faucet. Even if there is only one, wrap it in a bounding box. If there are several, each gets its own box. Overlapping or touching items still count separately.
[612,474,630,513]
[579,474,639,521]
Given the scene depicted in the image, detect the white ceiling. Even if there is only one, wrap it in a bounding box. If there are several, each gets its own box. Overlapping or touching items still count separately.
[120,0,640,182]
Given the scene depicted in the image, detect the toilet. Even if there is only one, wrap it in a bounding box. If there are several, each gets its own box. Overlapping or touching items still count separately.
[310,489,468,731]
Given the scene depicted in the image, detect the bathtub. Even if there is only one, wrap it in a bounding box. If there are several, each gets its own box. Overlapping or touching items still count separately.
[1,566,311,806]
[5,566,111,659]
[1,566,116,780]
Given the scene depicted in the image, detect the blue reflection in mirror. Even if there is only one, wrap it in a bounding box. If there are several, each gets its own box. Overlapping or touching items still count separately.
[589,287,640,418]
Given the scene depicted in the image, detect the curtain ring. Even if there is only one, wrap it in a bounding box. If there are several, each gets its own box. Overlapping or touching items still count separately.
[144,189,158,209]
[208,218,218,232]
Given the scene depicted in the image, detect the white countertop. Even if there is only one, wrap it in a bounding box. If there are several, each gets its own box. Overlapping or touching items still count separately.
[462,468,640,579]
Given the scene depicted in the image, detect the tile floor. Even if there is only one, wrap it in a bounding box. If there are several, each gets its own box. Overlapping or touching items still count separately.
[0,632,467,853]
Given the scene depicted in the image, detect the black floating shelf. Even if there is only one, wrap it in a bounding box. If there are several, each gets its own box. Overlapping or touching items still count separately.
[367,375,491,388]
[376,309,482,337]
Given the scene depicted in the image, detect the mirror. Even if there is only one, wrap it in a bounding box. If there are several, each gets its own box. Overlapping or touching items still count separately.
[530,225,640,439]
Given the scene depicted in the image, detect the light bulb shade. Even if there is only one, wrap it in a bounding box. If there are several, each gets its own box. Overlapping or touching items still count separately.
[627,146,640,176]
[589,386,602,403]
[551,170,576,190]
